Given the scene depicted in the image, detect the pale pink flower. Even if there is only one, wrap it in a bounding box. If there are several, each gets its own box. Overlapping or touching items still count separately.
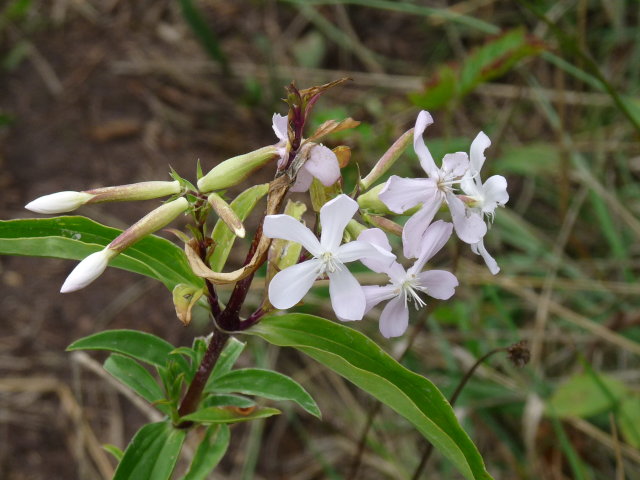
[359,221,458,338]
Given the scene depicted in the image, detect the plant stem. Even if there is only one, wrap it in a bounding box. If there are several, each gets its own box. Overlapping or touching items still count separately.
[177,329,230,425]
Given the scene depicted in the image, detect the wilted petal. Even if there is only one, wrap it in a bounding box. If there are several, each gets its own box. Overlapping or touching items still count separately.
[379,296,409,338]
[470,131,491,175]
[335,240,395,266]
[363,284,397,313]
[481,175,509,213]
[328,268,366,321]
[401,192,443,259]
[272,113,288,142]
[417,270,458,300]
[263,214,322,257]
[472,239,500,275]
[319,194,358,251]
[60,248,115,293]
[446,192,487,244]
[268,259,321,309]
[408,220,453,273]
[304,145,341,187]
[413,111,438,177]
[379,176,435,214]
[441,152,469,179]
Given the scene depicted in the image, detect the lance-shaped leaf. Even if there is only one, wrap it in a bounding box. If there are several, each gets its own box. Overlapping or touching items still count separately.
[206,368,320,418]
[114,422,185,480]
[247,314,493,480]
[209,336,246,381]
[181,424,230,480]
[67,329,187,373]
[0,216,203,291]
[181,406,280,424]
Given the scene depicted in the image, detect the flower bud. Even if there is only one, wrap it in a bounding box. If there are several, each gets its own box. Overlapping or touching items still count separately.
[357,184,392,214]
[85,180,181,203]
[25,191,94,214]
[207,192,245,238]
[198,146,278,193]
[109,197,189,253]
[60,248,117,293]
[360,128,413,191]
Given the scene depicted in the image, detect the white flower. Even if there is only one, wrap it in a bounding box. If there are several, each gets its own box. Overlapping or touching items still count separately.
[272,113,341,193]
[60,248,117,293]
[25,191,94,214]
[359,222,458,338]
[378,111,486,258]
[263,194,395,321]
[459,132,509,274]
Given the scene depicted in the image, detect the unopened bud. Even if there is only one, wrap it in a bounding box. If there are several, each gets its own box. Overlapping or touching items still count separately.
[360,128,413,191]
[357,184,392,214]
[207,192,245,238]
[109,197,189,253]
[345,219,367,242]
[198,146,278,193]
[25,191,94,214]
[362,213,403,237]
[85,180,181,203]
[60,248,117,293]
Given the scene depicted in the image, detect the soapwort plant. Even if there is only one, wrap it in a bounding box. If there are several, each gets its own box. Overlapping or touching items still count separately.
[1,80,518,480]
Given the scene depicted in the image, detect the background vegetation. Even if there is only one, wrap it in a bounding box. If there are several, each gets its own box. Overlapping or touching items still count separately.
[1,0,639,479]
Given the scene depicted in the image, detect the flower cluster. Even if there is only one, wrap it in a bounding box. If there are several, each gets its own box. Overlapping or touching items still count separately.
[24,96,507,338]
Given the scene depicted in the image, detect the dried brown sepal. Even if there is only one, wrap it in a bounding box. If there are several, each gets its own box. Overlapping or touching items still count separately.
[333,146,352,168]
[306,118,361,144]
[506,340,530,368]
[207,192,246,238]
[186,175,292,285]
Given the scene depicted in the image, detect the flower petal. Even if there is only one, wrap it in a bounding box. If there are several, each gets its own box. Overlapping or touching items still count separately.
[336,240,395,267]
[263,214,322,257]
[357,228,394,273]
[417,270,458,300]
[413,111,438,177]
[472,238,500,274]
[470,131,491,175]
[379,176,436,214]
[379,296,409,338]
[26,191,93,214]
[303,145,341,187]
[319,194,358,251]
[481,175,509,213]
[272,113,288,142]
[363,284,397,313]
[408,220,453,274]
[401,192,443,259]
[441,152,469,179]
[60,248,115,293]
[289,166,314,192]
[446,192,487,244]
[328,267,366,321]
[268,259,321,309]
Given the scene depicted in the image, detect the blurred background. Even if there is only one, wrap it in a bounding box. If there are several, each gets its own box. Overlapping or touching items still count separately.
[1,0,640,479]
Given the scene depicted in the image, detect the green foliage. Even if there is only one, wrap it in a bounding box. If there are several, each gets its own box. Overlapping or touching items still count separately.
[410,28,544,110]
[247,314,493,480]
[0,216,203,291]
[618,396,640,448]
[546,372,627,418]
[179,0,228,70]
[113,422,186,480]
[181,425,230,480]
[181,406,281,424]
[206,368,321,418]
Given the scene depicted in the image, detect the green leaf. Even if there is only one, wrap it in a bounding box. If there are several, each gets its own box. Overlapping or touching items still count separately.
[209,184,269,272]
[104,354,170,414]
[181,406,280,424]
[103,444,124,462]
[114,422,185,480]
[182,425,230,480]
[247,314,492,480]
[409,65,457,110]
[209,336,246,381]
[68,329,182,369]
[203,394,256,409]
[546,372,627,418]
[618,396,640,448]
[0,216,203,291]
[207,368,320,418]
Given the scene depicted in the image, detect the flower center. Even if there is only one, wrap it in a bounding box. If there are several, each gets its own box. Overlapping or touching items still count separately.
[317,251,342,276]
[396,274,428,310]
